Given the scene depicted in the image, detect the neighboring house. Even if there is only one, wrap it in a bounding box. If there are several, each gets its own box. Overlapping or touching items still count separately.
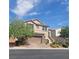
[48,29,56,37]
[55,28,61,37]
[9,36,16,47]
[49,28,68,45]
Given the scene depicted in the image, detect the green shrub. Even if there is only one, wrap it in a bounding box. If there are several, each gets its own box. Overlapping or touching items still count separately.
[45,39,49,45]
[50,41,63,48]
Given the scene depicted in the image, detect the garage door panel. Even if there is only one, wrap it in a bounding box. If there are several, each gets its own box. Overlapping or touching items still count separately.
[28,37,42,44]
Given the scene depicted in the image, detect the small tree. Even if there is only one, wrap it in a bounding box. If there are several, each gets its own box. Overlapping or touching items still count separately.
[60,26,69,38]
[9,20,34,45]
[57,26,69,48]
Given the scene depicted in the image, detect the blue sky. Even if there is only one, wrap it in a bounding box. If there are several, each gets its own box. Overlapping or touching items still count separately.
[9,0,69,29]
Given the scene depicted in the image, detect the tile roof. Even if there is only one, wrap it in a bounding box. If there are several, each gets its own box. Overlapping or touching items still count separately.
[25,19,49,27]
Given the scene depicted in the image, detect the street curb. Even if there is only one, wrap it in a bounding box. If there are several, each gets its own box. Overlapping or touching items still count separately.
[9,48,69,50]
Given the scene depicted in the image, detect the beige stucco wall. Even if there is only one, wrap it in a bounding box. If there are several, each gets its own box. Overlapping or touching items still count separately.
[25,22,34,24]
[25,21,52,43]
[26,21,48,37]
[34,24,48,37]
[9,37,16,43]
[33,25,52,43]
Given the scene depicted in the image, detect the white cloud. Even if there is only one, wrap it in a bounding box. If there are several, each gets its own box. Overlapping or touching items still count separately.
[58,22,63,26]
[60,0,69,12]
[28,12,40,15]
[11,0,39,17]
[57,21,68,26]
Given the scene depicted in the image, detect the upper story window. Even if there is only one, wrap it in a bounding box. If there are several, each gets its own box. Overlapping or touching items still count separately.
[42,27,47,31]
[26,24,34,29]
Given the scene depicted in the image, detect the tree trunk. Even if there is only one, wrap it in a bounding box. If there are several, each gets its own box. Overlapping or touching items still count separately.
[24,36,29,45]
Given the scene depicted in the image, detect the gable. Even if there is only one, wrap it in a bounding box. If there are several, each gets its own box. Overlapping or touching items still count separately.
[32,20,41,25]
[26,21,34,24]
[25,19,48,27]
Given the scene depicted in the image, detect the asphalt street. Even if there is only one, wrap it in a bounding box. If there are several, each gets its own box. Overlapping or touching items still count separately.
[9,49,69,59]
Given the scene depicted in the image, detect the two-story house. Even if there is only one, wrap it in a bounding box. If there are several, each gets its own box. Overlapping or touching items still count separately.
[9,19,55,46]
[24,19,52,44]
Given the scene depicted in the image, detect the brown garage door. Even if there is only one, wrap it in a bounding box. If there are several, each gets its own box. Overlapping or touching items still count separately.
[28,36,43,44]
